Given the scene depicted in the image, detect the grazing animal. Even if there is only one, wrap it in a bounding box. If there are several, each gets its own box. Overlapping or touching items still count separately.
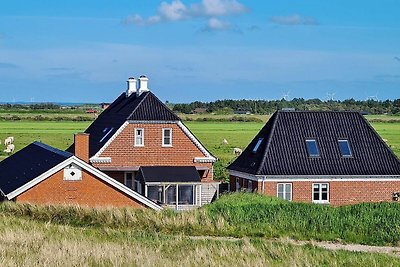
[222,139,229,145]
[4,137,14,146]
[233,147,242,156]
[4,144,15,154]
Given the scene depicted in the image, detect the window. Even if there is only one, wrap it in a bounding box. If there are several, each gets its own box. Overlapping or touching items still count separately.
[64,164,82,181]
[147,186,164,203]
[166,186,177,205]
[236,177,240,192]
[252,138,264,153]
[338,139,352,157]
[306,139,320,157]
[277,183,292,201]
[162,128,172,147]
[248,180,253,192]
[124,173,134,189]
[178,185,194,205]
[313,183,329,203]
[135,128,144,147]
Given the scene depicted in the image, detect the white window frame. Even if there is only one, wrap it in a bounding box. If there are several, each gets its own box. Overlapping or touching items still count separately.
[248,180,253,192]
[236,177,240,192]
[162,128,173,147]
[134,128,144,147]
[312,183,330,204]
[276,183,292,201]
[124,172,142,194]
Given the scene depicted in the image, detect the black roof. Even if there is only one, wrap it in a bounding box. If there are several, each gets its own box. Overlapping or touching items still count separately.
[137,166,201,183]
[228,111,400,176]
[68,91,180,157]
[0,142,72,196]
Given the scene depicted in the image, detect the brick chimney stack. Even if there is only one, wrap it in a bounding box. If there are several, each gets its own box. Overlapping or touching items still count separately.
[74,133,90,163]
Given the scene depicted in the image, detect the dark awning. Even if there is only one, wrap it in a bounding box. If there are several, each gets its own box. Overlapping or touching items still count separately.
[137,166,201,183]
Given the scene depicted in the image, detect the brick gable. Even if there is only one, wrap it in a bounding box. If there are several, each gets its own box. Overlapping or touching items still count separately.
[93,123,213,181]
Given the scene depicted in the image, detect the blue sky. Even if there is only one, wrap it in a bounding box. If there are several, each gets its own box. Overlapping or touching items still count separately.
[0,0,399,103]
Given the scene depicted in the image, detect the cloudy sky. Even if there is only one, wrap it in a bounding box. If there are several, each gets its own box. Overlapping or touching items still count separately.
[0,0,399,103]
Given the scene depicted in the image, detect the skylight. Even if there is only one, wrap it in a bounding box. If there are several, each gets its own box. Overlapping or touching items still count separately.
[338,139,352,157]
[252,138,264,153]
[100,127,114,143]
[306,139,320,157]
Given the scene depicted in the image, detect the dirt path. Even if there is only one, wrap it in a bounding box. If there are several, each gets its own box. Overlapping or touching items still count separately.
[189,236,400,258]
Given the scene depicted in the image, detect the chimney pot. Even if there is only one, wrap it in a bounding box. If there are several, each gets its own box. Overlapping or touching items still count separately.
[138,75,149,96]
[126,77,137,97]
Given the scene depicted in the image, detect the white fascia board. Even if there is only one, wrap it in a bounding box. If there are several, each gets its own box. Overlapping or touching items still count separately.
[7,156,162,211]
[90,157,112,164]
[228,170,400,182]
[177,121,217,162]
[91,121,130,160]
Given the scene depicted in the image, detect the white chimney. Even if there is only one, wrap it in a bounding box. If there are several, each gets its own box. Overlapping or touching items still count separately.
[138,75,149,96]
[126,77,137,97]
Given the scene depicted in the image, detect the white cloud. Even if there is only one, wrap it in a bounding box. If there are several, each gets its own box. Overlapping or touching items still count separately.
[123,0,248,26]
[207,18,231,30]
[270,15,319,26]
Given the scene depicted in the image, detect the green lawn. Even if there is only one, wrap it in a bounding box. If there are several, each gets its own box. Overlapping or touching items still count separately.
[0,119,399,178]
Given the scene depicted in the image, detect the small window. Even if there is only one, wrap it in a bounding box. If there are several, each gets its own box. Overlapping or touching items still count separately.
[338,139,352,157]
[125,173,134,189]
[313,183,329,203]
[252,138,264,153]
[306,139,320,157]
[277,183,292,201]
[248,180,253,192]
[135,128,144,147]
[162,128,172,147]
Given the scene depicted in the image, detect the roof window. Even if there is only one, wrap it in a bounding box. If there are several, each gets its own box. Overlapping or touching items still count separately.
[338,139,352,157]
[252,138,264,153]
[306,139,320,157]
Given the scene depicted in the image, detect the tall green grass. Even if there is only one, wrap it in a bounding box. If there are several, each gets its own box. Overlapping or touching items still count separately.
[2,193,400,246]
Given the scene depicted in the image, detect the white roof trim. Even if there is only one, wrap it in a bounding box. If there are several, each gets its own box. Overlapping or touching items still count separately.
[177,121,217,162]
[228,170,400,182]
[6,156,162,211]
[194,157,216,163]
[91,121,130,160]
[90,157,112,164]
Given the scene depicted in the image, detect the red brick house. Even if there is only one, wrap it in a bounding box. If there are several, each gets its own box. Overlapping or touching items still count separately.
[0,76,218,210]
[228,110,400,206]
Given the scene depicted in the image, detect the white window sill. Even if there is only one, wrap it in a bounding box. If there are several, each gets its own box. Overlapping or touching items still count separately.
[312,200,330,204]
[134,145,144,147]
[162,145,173,148]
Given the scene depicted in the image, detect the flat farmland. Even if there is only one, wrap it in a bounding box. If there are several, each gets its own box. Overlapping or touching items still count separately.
[0,118,399,178]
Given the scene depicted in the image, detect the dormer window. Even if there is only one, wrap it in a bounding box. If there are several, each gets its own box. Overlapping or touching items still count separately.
[162,128,172,147]
[338,139,352,157]
[135,128,144,147]
[306,139,320,157]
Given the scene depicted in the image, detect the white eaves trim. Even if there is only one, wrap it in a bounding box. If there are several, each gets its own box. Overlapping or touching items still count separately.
[228,170,400,182]
[90,121,130,161]
[90,157,112,164]
[177,121,217,162]
[6,156,162,211]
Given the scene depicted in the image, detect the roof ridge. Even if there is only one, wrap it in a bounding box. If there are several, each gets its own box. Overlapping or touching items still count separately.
[149,92,181,121]
[256,111,280,174]
[33,141,73,158]
[126,92,151,120]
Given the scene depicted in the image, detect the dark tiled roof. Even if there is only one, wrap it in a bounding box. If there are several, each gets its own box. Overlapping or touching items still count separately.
[228,111,400,176]
[67,91,180,157]
[0,142,72,196]
[137,166,201,183]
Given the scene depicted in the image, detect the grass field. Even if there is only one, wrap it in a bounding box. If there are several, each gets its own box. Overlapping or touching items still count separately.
[0,118,399,178]
[2,195,400,266]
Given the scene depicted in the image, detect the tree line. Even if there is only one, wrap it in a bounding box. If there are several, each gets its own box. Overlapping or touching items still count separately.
[172,98,400,115]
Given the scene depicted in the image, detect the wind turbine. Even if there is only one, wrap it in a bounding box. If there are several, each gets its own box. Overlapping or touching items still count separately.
[282,91,291,101]
[326,92,336,101]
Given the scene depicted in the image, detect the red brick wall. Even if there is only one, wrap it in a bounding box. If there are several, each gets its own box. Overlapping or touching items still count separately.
[16,169,146,208]
[230,176,400,206]
[93,123,213,181]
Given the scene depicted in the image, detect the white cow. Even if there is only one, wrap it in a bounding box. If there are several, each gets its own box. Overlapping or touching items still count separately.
[222,139,229,145]
[4,144,15,154]
[233,148,242,156]
[4,137,14,146]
